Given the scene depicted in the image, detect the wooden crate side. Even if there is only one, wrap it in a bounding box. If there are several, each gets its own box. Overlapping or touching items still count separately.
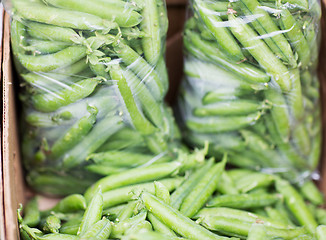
[2,12,26,240]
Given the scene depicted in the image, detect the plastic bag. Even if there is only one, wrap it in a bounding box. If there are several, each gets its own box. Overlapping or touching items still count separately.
[178,0,322,182]
[7,0,180,195]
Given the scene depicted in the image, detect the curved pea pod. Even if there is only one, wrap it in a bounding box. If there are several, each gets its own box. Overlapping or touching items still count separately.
[11,19,28,55]
[194,100,269,117]
[184,30,270,84]
[265,89,291,143]
[50,107,98,158]
[62,113,123,169]
[216,172,239,195]
[247,223,267,240]
[186,111,261,134]
[31,77,98,112]
[44,0,142,28]
[122,68,164,128]
[53,58,90,75]
[316,225,326,240]
[18,45,87,72]
[206,193,281,209]
[141,0,162,65]
[114,42,164,101]
[309,128,321,170]
[154,181,171,204]
[239,0,296,67]
[275,178,318,234]
[84,161,183,202]
[228,14,291,92]
[12,0,111,30]
[86,165,128,176]
[23,197,40,227]
[170,159,214,210]
[279,9,310,69]
[77,188,103,236]
[116,201,139,221]
[194,0,244,61]
[292,123,311,157]
[80,218,112,240]
[140,192,231,240]
[26,21,79,43]
[110,65,156,135]
[202,88,253,104]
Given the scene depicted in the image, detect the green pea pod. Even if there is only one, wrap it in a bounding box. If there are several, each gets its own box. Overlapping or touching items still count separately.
[235,172,275,193]
[193,100,269,117]
[186,111,261,134]
[275,178,318,234]
[122,67,164,128]
[141,0,161,65]
[194,207,292,229]
[26,21,78,43]
[84,161,183,202]
[141,192,230,240]
[44,0,142,27]
[78,188,103,236]
[279,9,310,69]
[180,157,226,218]
[117,201,139,222]
[31,77,98,112]
[86,165,128,176]
[23,197,40,227]
[207,193,281,209]
[184,30,270,84]
[198,215,306,239]
[12,0,111,30]
[50,107,98,158]
[238,0,296,67]
[228,14,291,92]
[287,68,304,121]
[18,46,87,72]
[80,218,112,240]
[292,123,311,157]
[110,65,156,135]
[194,0,244,61]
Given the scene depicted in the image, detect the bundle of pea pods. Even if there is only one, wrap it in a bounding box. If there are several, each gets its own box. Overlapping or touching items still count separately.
[18,154,326,240]
[178,0,322,180]
[8,0,183,194]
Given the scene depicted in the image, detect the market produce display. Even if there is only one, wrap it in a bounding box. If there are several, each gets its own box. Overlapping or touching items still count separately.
[7,0,179,195]
[178,0,322,180]
[18,155,326,239]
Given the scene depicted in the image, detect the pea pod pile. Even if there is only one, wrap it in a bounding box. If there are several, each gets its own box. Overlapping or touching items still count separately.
[18,154,326,240]
[9,0,179,195]
[178,0,322,179]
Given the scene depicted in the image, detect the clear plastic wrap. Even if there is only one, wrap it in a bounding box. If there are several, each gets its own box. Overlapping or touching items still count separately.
[6,0,181,195]
[178,0,322,181]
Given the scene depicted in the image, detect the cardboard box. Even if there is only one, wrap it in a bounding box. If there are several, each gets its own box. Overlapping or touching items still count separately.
[2,2,326,239]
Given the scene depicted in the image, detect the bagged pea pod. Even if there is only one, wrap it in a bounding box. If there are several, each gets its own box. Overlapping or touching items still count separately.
[5,0,181,195]
[178,0,322,181]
